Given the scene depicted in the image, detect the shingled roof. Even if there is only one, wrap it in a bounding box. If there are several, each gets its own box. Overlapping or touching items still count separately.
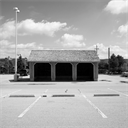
[28,50,100,62]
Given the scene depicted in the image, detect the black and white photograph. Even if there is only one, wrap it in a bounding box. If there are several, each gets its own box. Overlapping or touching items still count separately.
[0,0,128,128]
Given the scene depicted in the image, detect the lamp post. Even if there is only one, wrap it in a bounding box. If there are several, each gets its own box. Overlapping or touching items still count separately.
[13,7,20,81]
[108,47,110,74]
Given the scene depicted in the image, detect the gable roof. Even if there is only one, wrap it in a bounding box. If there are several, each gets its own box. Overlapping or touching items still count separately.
[28,50,100,62]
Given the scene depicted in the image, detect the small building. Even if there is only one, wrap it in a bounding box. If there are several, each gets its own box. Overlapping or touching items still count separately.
[28,50,100,81]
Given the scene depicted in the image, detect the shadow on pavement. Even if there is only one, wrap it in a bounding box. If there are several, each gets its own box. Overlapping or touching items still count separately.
[99,80,111,82]
[9,78,30,82]
[120,81,128,84]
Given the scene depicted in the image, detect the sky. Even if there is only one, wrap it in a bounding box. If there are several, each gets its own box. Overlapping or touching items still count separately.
[0,0,128,59]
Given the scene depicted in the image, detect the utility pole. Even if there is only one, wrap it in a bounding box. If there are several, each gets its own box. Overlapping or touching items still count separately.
[95,45,99,55]
[8,56,10,74]
[108,47,110,74]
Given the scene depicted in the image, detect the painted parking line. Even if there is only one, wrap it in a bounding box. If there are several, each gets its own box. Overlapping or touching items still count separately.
[44,89,48,93]
[18,96,41,118]
[108,88,128,97]
[18,89,48,118]
[1,89,22,98]
[81,93,107,119]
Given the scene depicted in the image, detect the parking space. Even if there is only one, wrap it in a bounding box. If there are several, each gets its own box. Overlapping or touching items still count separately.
[108,86,128,95]
[0,97,38,127]
[15,96,105,127]
[0,89,22,99]
[10,88,48,97]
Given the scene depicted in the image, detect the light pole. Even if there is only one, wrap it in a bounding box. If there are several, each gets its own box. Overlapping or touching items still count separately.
[13,7,20,81]
[108,47,110,74]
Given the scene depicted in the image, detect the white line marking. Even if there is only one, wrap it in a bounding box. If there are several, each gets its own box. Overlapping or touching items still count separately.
[108,88,128,97]
[1,89,21,98]
[44,89,48,93]
[81,93,107,119]
[18,96,41,118]
[78,89,81,93]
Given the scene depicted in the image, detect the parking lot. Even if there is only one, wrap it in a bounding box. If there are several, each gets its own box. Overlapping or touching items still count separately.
[0,75,128,128]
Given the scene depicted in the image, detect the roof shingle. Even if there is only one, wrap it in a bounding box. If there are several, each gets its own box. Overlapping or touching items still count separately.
[28,50,100,62]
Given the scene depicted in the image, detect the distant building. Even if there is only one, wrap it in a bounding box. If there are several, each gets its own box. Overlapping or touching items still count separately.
[28,50,100,81]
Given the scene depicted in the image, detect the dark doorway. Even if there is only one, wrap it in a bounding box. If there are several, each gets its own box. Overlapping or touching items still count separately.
[56,63,72,81]
[34,63,51,81]
[77,63,93,81]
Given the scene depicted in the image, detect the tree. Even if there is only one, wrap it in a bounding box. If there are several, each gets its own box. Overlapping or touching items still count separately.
[116,55,126,73]
[0,65,6,74]
[121,63,128,72]
[117,55,125,67]
[98,61,108,74]
[109,54,119,73]
[17,55,26,73]
[4,57,14,74]
[109,54,126,74]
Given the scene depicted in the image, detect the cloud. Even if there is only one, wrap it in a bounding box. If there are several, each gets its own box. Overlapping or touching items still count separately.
[63,26,78,31]
[0,40,10,48]
[0,40,44,58]
[18,19,67,36]
[1,40,127,59]
[0,19,68,39]
[0,16,4,20]
[88,43,128,59]
[63,26,72,31]
[29,11,40,18]
[118,23,128,36]
[0,20,15,39]
[111,29,116,35]
[104,0,128,14]
[0,40,14,58]
[9,42,43,50]
[57,33,86,47]
[111,22,128,37]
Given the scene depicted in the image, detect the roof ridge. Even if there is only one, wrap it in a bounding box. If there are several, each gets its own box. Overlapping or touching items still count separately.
[32,49,96,51]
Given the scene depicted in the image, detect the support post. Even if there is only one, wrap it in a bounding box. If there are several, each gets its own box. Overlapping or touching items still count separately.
[93,62,98,81]
[30,62,35,81]
[72,63,77,81]
[51,63,56,81]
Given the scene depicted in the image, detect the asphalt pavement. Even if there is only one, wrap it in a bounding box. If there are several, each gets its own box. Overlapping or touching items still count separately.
[0,75,128,128]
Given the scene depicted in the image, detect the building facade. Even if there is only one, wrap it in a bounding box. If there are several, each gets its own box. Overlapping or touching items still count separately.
[28,50,100,81]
